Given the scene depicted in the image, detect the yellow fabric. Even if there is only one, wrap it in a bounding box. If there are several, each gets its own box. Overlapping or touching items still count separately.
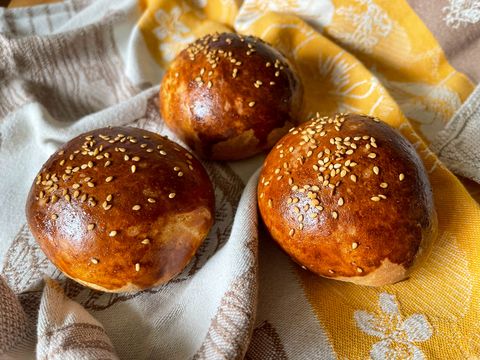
[137,0,480,357]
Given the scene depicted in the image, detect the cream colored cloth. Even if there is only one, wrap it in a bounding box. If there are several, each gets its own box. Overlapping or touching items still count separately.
[1,0,480,359]
[431,85,480,183]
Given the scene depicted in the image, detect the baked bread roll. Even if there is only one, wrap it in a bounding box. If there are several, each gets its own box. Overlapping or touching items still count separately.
[257,113,437,286]
[160,32,303,160]
[26,127,215,292]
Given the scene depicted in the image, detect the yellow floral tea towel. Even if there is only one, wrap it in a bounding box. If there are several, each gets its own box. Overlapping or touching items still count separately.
[1,0,480,359]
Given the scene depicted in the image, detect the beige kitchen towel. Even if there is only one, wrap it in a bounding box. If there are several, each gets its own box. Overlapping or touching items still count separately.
[1,0,480,359]
[431,84,480,183]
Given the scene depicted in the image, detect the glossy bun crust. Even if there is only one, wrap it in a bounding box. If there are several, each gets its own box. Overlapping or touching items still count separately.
[160,32,303,160]
[26,127,215,292]
[258,114,437,286]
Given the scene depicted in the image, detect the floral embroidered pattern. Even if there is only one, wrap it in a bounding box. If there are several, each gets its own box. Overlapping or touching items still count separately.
[354,293,432,360]
[443,0,480,29]
[330,0,392,53]
[153,6,195,62]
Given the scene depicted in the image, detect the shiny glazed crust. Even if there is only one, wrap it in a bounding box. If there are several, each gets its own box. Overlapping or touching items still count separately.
[257,114,437,286]
[26,127,215,292]
[160,32,303,160]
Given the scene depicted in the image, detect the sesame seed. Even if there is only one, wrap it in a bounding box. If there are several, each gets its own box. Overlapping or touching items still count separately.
[380,182,388,188]
[147,198,156,203]
[51,214,58,220]
[105,176,113,183]
[350,174,357,182]
[368,153,377,159]
[124,155,130,161]
[309,213,318,219]
[159,150,167,155]
[248,101,255,107]
[87,223,95,230]
[132,205,141,211]
[338,197,344,206]
[88,161,94,168]
[135,263,140,272]
[352,242,358,249]
[373,166,379,175]
[399,173,405,181]
[289,229,295,236]
[371,196,381,202]
[131,165,136,173]
[269,81,275,85]
[109,230,117,237]
[65,194,71,202]
[106,194,113,201]
[141,239,150,245]
[132,156,140,162]
[87,182,95,188]
[357,267,363,273]
[332,211,338,219]
[72,183,80,189]
[168,193,176,199]
[104,160,111,167]
[91,258,99,264]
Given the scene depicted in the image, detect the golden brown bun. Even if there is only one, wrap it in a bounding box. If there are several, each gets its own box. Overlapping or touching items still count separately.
[160,32,303,160]
[257,113,437,286]
[26,127,215,292]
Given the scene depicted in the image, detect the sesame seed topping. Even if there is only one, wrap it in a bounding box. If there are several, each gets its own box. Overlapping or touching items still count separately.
[373,166,379,175]
[147,198,156,203]
[338,197,344,206]
[135,263,140,272]
[141,239,150,245]
[109,230,117,237]
[159,150,167,155]
[87,182,95,188]
[352,242,358,249]
[357,267,363,273]
[332,211,338,219]
[106,194,113,201]
[168,193,176,199]
[399,173,405,181]
[131,165,136,173]
[132,156,140,162]
[350,174,357,182]
[368,153,377,159]
[87,223,95,230]
[289,229,295,236]
[248,101,255,107]
[132,205,141,211]
[371,196,381,202]
[105,176,113,183]
[91,258,99,264]
[51,214,58,220]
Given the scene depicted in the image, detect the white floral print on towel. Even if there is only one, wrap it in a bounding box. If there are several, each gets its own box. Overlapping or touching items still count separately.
[354,292,432,360]
[443,0,480,29]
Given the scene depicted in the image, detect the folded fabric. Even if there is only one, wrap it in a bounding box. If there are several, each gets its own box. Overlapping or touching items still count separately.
[1,0,479,359]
